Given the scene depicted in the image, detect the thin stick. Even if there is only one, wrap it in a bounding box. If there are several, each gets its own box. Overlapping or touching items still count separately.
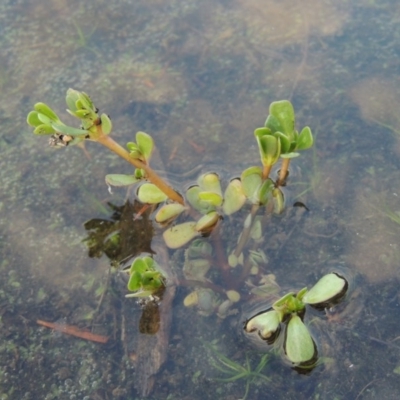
[37,319,109,344]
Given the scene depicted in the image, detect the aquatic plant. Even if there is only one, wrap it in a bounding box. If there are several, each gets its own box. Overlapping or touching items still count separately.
[27,90,356,374]
[125,256,165,298]
[26,90,184,204]
[244,272,348,368]
[205,342,270,400]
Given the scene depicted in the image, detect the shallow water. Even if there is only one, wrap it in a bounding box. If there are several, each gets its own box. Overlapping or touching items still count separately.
[1,0,400,399]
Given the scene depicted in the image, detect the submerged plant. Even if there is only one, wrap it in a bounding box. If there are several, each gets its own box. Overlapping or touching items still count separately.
[27,89,358,377]
[205,342,270,400]
[244,272,348,368]
[125,256,165,298]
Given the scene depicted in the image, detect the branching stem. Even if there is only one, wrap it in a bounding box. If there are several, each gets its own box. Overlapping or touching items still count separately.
[95,129,184,205]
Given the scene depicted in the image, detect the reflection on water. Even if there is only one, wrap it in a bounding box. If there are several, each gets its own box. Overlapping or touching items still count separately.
[2,0,400,398]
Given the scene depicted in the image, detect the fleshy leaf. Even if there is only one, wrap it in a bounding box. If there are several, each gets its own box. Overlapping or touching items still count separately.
[27,111,42,127]
[33,124,55,135]
[258,179,274,205]
[137,183,168,204]
[34,102,59,122]
[302,273,347,305]
[296,126,313,151]
[105,174,140,187]
[264,114,283,133]
[163,221,198,249]
[100,114,112,135]
[245,309,280,340]
[136,131,154,162]
[66,89,80,112]
[280,152,299,159]
[51,123,89,136]
[255,134,281,167]
[155,203,187,223]
[186,185,213,214]
[274,131,291,154]
[126,290,154,298]
[37,113,53,125]
[285,315,316,364]
[272,188,285,214]
[130,258,148,274]
[195,211,219,232]
[127,271,142,291]
[269,100,295,139]
[241,167,262,202]
[198,191,223,207]
[197,173,222,196]
[223,178,246,215]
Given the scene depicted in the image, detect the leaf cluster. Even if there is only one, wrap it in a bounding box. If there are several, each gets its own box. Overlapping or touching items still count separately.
[245,273,348,366]
[126,256,165,298]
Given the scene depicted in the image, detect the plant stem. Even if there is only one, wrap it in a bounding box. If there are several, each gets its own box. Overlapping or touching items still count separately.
[95,132,184,205]
[277,158,290,186]
[234,203,259,258]
[262,164,272,180]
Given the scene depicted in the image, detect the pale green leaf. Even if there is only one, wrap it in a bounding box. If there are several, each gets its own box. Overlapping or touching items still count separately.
[163,221,198,249]
[137,183,168,204]
[105,174,140,187]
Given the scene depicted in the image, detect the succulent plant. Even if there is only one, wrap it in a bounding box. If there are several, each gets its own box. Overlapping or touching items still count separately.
[243,272,349,367]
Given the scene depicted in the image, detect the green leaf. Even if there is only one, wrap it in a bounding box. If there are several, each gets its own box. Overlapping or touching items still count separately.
[37,113,53,125]
[254,127,272,138]
[34,102,59,122]
[155,203,187,223]
[135,168,145,179]
[197,173,222,196]
[272,188,285,214]
[241,167,262,202]
[186,185,212,214]
[264,115,283,133]
[33,124,56,135]
[27,111,42,127]
[195,211,219,232]
[274,132,291,154]
[296,126,313,151]
[126,142,139,152]
[100,113,112,135]
[269,100,295,139]
[130,258,148,274]
[163,221,198,249]
[223,178,246,215]
[66,89,81,112]
[280,152,299,159]
[51,123,89,136]
[273,292,293,312]
[257,179,274,205]
[74,109,92,119]
[198,191,223,207]
[256,134,281,167]
[285,315,316,364]
[127,271,142,291]
[126,289,155,298]
[245,309,280,340]
[137,183,168,204]
[136,131,154,162]
[302,273,347,305]
[105,174,140,187]
[79,92,95,111]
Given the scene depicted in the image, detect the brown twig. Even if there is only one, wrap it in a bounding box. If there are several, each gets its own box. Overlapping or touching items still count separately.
[37,319,109,344]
